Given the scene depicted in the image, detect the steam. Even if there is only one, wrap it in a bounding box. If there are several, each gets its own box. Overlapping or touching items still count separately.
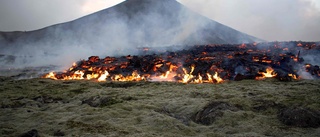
[0,0,259,71]
[298,48,320,79]
[301,54,320,65]
[298,69,314,80]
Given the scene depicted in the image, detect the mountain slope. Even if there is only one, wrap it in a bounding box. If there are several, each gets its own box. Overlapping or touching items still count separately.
[0,0,262,67]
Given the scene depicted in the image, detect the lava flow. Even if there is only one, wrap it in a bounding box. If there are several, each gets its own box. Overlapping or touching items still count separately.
[43,41,320,83]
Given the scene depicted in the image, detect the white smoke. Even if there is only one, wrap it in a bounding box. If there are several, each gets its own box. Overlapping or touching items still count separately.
[0,0,222,71]
[298,69,314,80]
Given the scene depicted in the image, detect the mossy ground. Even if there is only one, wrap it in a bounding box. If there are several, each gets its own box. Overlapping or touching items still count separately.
[0,77,320,136]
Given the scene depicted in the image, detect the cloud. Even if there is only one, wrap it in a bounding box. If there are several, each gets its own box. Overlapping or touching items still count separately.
[0,0,123,31]
[178,0,320,41]
[81,0,124,14]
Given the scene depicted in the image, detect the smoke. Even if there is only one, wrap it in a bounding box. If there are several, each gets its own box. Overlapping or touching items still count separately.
[0,0,227,71]
[297,69,314,79]
[1,0,320,41]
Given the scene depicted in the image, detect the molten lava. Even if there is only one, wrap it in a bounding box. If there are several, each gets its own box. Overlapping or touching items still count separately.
[43,42,320,83]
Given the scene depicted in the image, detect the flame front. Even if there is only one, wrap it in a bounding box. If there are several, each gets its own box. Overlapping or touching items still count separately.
[42,42,319,83]
[97,70,109,82]
[43,63,225,83]
[256,67,277,80]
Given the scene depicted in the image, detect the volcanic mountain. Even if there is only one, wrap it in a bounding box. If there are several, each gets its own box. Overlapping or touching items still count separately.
[0,0,262,67]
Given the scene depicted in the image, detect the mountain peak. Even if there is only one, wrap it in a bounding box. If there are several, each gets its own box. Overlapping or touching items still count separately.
[124,0,176,2]
[0,0,262,67]
[114,0,181,14]
[120,0,178,7]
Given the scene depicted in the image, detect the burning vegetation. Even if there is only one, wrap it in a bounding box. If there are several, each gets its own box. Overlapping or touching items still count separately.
[43,41,320,83]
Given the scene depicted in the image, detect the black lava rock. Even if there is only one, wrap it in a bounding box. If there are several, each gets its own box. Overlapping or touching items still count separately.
[20,129,39,137]
[53,130,65,136]
[278,107,320,128]
[191,101,239,125]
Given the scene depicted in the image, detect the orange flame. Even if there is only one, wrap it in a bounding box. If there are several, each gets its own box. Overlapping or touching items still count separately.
[256,67,277,80]
[44,72,58,80]
[181,65,195,83]
[288,73,298,80]
[206,72,224,83]
[111,70,146,82]
[98,71,109,82]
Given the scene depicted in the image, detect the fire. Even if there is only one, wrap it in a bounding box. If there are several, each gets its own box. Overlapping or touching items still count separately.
[181,65,195,83]
[252,57,260,62]
[256,67,277,80]
[261,59,272,64]
[97,71,109,82]
[150,64,179,82]
[227,55,233,59]
[44,63,225,84]
[42,42,319,83]
[305,64,311,70]
[288,73,298,80]
[207,72,224,83]
[194,74,203,83]
[111,70,147,82]
[52,70,85,80]
[44,72,57,80]
[239,43,246,48]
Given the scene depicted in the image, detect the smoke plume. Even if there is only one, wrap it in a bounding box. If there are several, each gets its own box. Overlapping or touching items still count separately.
[0,0,259,71]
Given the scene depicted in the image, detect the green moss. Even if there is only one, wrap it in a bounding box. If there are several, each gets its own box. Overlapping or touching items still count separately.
[0,78,320,136]
[66,120,117,133]
[69,88,88,94]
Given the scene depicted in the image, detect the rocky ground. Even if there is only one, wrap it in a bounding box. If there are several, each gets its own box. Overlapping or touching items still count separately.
[0,76,320,137]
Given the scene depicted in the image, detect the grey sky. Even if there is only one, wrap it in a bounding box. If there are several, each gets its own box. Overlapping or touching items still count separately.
[0,0,319,41]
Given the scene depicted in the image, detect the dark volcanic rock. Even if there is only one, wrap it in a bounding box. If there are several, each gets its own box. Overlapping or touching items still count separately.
[19,129,39,137]
[252,99,284,112]
[191,101,239,125]
[278,107,320,128]
[233,74,246,81]
[53,130,65,136]
[155,106,191,126]
[33,95,63,104]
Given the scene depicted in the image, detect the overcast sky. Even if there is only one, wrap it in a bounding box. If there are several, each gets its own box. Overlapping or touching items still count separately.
[0,0,319,41]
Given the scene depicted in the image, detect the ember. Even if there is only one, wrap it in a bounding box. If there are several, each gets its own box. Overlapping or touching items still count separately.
[43,41,320,83]
[256,67,277,80]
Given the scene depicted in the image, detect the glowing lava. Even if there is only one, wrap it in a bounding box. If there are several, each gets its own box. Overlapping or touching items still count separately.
[256,67,277,80]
